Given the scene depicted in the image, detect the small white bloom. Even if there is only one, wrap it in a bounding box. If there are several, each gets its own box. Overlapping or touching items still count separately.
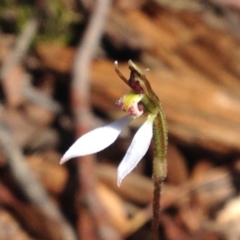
[61,93,154,186]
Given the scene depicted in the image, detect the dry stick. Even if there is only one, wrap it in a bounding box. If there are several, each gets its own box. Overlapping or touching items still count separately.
[0,122,77,240]
[21,75,62,114]
[0,17,38,80]
[72,0,120,240]
[0,16,62,114]
[0,16,75,240]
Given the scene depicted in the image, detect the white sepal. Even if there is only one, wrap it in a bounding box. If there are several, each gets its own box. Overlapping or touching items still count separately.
[60,115,132,164]
[117,118,153,186]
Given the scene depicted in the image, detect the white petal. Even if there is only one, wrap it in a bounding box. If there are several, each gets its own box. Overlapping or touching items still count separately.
[117,118,153,186]
[60,115,132,164]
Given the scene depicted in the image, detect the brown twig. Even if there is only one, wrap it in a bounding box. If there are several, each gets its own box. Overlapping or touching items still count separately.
[21,74,62,114]
[0,17,38,81]
[0,181,65,239]
[71,0,121,239]
[0,15,62,114]
[0,0,53,80]
[0,121,77,240]
[0,17,62,113]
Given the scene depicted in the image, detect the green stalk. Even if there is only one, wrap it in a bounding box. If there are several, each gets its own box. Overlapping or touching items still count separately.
[151,110,168,239]
[153,111,168,179]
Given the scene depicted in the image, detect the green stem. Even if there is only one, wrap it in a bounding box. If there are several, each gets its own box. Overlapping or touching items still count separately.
[151,110,167,240]
[153,111,168,179]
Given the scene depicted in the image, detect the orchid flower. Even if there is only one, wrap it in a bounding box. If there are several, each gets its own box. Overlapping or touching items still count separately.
[60,60,168,187]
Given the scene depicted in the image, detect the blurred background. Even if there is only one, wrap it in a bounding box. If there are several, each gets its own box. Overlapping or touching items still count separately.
[1,0,240,239]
